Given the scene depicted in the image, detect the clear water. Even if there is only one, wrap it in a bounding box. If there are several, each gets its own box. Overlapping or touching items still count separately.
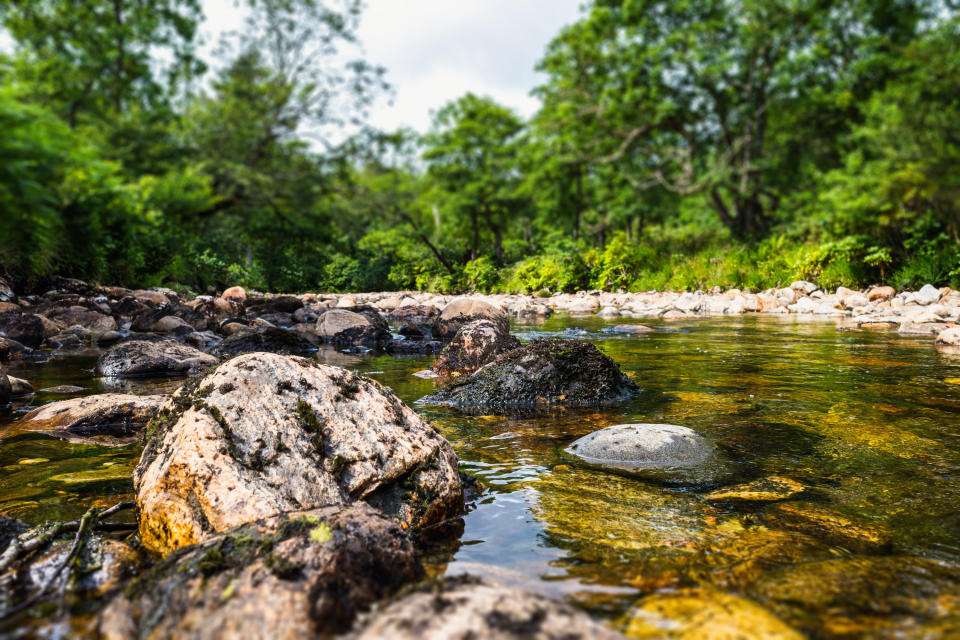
[3,315,960,637]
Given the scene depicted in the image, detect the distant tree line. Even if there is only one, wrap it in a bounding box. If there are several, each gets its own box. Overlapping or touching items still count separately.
[1,0,958,293]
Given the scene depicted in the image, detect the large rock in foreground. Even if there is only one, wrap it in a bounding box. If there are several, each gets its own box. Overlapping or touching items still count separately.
[100,504,419,640]
[437,297,509,339]
[352,575,625,639]
[420,339,637,414]
[564,423,729,485]
[96,340,217,378]
[433,319,520,376]
[12,394,165,444]
[136,352,462,554]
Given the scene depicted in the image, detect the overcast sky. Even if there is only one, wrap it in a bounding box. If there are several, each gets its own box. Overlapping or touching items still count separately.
[201,0,584,133]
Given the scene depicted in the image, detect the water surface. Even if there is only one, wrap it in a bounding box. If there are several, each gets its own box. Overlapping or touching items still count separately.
[3,315,960,637]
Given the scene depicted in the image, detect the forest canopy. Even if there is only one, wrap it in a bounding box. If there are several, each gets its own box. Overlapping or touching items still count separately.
[1,0,958,294]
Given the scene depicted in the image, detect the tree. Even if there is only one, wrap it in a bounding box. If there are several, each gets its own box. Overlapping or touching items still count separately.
[2,0,204,127]
[534,0,939,238]
[423,94,527,264]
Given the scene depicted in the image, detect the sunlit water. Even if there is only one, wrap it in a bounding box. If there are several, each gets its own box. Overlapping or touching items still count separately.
[3,315,960,637]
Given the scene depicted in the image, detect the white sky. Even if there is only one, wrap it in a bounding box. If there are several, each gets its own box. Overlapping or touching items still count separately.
[201,0,584,133]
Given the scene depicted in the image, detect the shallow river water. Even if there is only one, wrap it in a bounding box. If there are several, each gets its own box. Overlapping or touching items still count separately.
[3,315,960,637]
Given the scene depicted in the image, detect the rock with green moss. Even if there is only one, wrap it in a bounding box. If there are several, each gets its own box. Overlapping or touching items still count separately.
[419,338,638,414]
[351,575,625,639]
[99,503,419,640]
[135,352,462,554]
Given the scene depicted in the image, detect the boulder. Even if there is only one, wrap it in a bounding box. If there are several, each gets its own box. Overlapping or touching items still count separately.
[131,289,174,306]
[867,285,896,301]
[433,320,520,376]
[221,286,246,303]
[0,276,14,302]
[936,327,960,347]
[437,298,509,339]
[135,353,462,554]
[352,576,625,640]
[419,338,637,414]
[0,336,28,360]
[96,340,218,378]
[99,504,419,640]
[6,376,33,397]
[915,283,942,306]
[13,394,165,443]
[0,313,50,348]
[387,304,440,339]
[151,315,192,333]
[48,309,117,333]
[790,280,817,294]
[565,424,727,484]
[213,326,318,357]
[622,588,803,639]
[316,308,391,350]
[673,293,703,313]
[0,365,10,401]
[610,324,655,334]
[246,294,303,315]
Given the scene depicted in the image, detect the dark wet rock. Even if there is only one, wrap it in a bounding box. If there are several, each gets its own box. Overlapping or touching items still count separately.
[110,295,150,318]
[622,588,804,639]
[0,513,27,551]
[0,337,28,361]
[96,340,218,378]
[13,394,165,442]
[762,502,891,552]
[387,305,441,339]
[433,319,520,376]
[288,322,322,345]
[99,504,419,640]
[184,330,222,351]
[0,276,15,302]
[437,297,509,339]
[130,303,207,333]
[47,308,117,333]
[246,294,303,315]
[213,326,318,357]
[0,365,11,402]
[750,556,960,638]
[387,339,444,355]
[0,312,51,348]
[351,575,625,640]
[565,423,728,485]
[97,330,124,346]
[316,308,391,350]
[135,352,462,554]
[255,311,294,328]
[420,339,637,414]
[48,276,99,297]
[47,331,84,350]
[1,536,144,622]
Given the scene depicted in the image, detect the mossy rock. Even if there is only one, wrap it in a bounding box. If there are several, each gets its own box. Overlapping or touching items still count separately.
[419,338,638,414]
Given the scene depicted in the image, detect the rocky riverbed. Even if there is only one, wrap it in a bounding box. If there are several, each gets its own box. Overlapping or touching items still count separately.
[3,275,960,638]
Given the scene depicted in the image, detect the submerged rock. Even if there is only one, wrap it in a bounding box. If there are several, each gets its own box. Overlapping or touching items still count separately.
[135,352,462,554]
[351,575,625,640]
[622,588,804,639]
[564,424,727,485]
[420,339,637,413]
[437,297,509,339]
[213,326,317,357]
[13,394,165,443]
[751,555,960,638]
[96,340,217,378]
[432,319,520,376]
[99,504,419,640]
[706,476,806,503]
[763,502,891,552]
